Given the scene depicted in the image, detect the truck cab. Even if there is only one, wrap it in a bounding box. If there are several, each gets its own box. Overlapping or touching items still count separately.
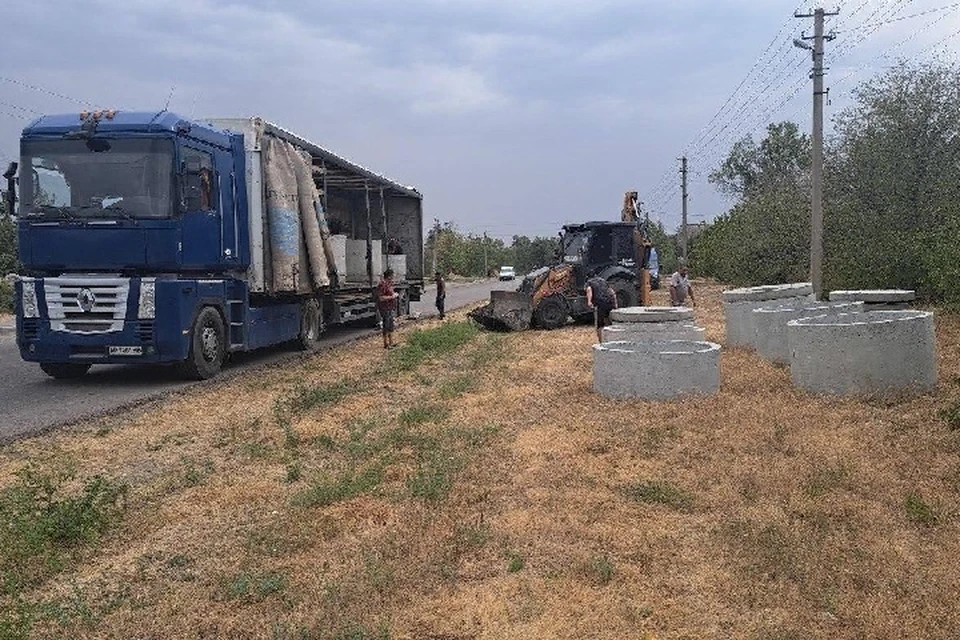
[10,110,424,379]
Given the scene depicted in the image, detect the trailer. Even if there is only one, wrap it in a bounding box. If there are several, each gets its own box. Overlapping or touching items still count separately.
[8,110,424,379]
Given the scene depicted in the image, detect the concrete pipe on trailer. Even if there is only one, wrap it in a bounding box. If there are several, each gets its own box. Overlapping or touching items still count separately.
[828,289,916,311]
[752,301,864,364]
[593,340,721,401]
[787,310,937,396]
[602,323,706,343]
[722,283,815,349]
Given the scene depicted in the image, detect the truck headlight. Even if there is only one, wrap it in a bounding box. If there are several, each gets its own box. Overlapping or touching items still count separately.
[138,278,156,319]
[20,278,39,318]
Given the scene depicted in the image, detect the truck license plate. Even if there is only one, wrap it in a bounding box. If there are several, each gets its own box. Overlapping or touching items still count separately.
[108,346,143,356]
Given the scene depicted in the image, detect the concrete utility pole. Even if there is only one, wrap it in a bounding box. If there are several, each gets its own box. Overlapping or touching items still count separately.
[680,156,688,262]
[483,231,488,277]
[795,7,838,300]
[432,218,440,275]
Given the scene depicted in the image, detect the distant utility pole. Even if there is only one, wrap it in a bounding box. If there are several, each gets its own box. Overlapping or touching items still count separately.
[483,231,489,277]
[432,218,440,275]
[680,156,689,262]
[795,7,838,300]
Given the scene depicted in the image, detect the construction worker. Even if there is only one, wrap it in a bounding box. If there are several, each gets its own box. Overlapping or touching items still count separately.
[586,275,618,343]
[434,271,446,319]
[670,265,696,307]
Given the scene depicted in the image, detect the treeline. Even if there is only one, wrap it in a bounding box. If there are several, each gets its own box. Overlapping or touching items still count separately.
[425,223,559,277]
[690,61,960,303]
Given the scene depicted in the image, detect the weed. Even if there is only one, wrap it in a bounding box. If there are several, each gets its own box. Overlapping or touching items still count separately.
[398,403,450,427]
[180,456,214,488]
[939,399,960,430]
[507,552,525,573]
[0,465,127,594]
[294,465,385,508]
[584,554,615,586]
[622,481,694,512]
[721,520,801,583]
[226,571,288,602]
[314,434,337,451]
[639,426,678,456]
[806,463,852,498]
[904,492,939,527]
[284,462,302,484]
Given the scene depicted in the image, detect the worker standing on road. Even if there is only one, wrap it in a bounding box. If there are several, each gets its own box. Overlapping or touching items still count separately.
[669,265,696,307]
[586,276,618,344]
[377,268,399,349]
[434,271,446,320]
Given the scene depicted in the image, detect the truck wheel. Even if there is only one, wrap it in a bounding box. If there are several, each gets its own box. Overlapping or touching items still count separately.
[39,363,91,380]
[534,295,568,330]
[611,280,639,308]
[179,307,225,380]
[298,299,324,352]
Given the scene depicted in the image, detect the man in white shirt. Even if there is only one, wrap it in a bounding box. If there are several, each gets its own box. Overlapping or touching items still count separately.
[670,266,695,307]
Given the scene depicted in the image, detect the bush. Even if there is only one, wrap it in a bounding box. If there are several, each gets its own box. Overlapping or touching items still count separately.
[0,279,13,314]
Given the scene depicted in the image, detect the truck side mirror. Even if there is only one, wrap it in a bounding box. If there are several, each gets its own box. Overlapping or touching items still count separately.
[3,162,17,217]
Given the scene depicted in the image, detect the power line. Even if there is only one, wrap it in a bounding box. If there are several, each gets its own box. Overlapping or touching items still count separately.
[838,1,960,30]
[0,75,97,108]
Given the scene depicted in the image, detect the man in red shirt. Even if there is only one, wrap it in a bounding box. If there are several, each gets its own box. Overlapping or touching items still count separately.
[377,268,399,349]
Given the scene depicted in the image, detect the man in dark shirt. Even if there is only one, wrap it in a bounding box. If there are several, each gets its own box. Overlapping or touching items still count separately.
[377,268,399,349]
[586,276,618,343]
[434,271,446,319]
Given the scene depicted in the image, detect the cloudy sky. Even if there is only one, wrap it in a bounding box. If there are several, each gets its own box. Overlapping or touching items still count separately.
[2,0,958,239]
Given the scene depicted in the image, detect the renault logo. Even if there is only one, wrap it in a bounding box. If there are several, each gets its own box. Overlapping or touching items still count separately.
[77,288,96,313]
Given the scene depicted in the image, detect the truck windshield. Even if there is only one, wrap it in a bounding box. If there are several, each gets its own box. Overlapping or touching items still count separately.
[20,138,175,219]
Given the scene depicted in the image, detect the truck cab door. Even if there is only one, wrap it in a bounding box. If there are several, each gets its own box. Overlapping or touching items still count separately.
[180,146,222,270]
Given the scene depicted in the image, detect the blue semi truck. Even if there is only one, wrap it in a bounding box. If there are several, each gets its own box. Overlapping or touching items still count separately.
[5,110,424,379]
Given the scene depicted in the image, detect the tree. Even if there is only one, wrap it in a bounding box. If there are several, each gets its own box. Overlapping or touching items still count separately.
[0,190,17,275]
[825,61,960,302]
[709,121,811,199]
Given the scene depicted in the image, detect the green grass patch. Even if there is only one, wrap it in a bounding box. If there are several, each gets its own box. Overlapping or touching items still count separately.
[293,465,386,508]
[805,463,853,498]
[408,450,462,503]
[0,465,127,595]
[939,398,960,430]
[583,554,615,586]
[0,279,13,314]
[904,492,940,527]
[622,480,693,512]
[275,380,360,427]
[226,570,288,603]
[507,552,526,573]
[437,374,476,399]
[398,403,450,427]
[390,322,479,371]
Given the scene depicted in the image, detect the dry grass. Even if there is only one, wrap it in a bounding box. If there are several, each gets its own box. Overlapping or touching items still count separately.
[2,281,960,639]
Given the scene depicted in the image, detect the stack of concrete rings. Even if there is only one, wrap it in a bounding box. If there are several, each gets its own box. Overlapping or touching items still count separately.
[722,283,815,348]
[593,340,721,401]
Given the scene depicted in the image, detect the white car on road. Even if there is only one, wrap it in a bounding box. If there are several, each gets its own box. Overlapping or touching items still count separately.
[498,266,516,281]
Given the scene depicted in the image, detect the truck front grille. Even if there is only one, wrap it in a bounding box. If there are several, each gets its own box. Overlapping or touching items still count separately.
[44,277,130,334]
[20,318,39,340]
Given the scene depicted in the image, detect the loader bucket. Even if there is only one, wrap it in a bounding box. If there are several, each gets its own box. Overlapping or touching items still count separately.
[468,290,534,332]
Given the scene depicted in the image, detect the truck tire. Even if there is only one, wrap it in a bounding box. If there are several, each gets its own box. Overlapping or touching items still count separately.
[611,279,639,308]
[179,306,226,380]
[298,299,324,352]
[39,363,91,380]
[534,295,568,330]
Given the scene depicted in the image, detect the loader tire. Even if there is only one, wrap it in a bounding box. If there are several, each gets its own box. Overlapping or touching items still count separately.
[534,295,568,330]
[611,279,639,308]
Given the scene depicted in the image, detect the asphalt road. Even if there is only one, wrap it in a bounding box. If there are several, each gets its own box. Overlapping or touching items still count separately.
[0,278,514,443]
